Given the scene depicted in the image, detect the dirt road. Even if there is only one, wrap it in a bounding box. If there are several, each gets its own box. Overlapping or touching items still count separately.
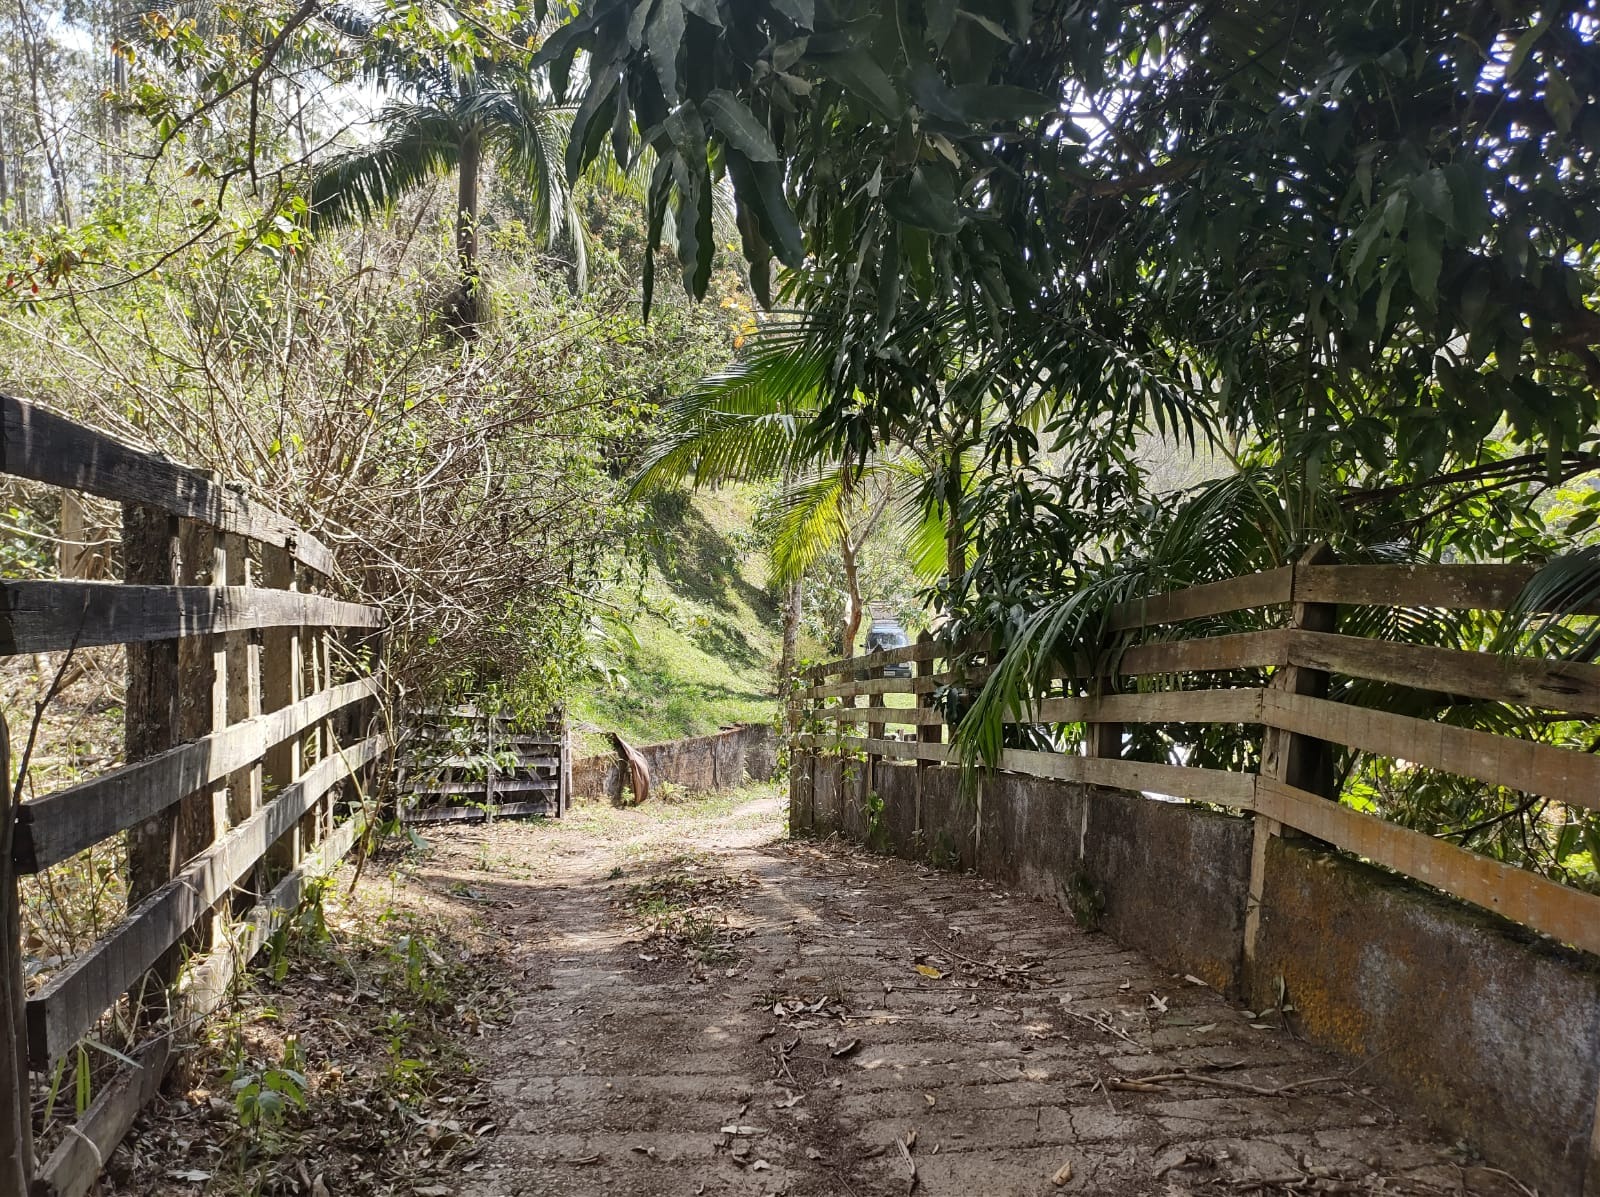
[394,788,1520,1197]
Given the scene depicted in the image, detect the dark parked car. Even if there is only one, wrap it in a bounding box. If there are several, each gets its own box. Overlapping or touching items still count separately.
[863,617,912,678]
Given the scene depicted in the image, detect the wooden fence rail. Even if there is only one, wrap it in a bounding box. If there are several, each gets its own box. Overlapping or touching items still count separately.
[0,394,388,1196]
[792,549,1600,959]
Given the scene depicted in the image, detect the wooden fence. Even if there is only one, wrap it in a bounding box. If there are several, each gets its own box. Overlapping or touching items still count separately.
[399,707,570,823]
[792,548,1600,961]
[0,394,387,1196]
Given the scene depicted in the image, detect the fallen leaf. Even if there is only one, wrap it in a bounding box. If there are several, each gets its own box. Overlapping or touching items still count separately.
[1189,1023,1218,1034]
[1184,974,1208,987]
[168,1172,212,1184]
[915,964,944,979]
[806,1147,825,1160]
[831,1038,862,1058]
[751,1160,772,1171]
[1147,993,1169,1013]
[720,1124,769,1135]
[630,1144,657,1159]
[923,1092,936,1107]
[1052,1160,1073,1186]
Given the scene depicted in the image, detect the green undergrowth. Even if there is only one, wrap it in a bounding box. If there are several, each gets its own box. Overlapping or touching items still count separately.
[568,487,779,756]
[98,865,512,1197]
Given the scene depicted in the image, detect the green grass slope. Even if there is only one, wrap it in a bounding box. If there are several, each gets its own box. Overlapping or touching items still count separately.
[567,487,779,756]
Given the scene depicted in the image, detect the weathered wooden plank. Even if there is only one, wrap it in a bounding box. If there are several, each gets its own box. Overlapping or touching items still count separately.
[408,777,557,797]
[0,581,382,655]
[29,1035,171,1197]
[0,715,33,1192]
[1292,564,1571,612]
[825,705,946,727]
[1115,629,1289,677]
[995,747,1257,807]
[802,665,993,701]
[16,677,378,872]
[1288,630,1600,717]
[1025,689,1266,726]
[25,735,385,1067]
[179,808,368,1022]
[793,734,952,764]
[1254,779,1600,958]
[1109,567,1294,630]
[803,638,952,681]
[401,800,555,824]
[0,394,336,576]
[792,734,1256,807]
[1263,690,1600,812]
[33,808,368,1197]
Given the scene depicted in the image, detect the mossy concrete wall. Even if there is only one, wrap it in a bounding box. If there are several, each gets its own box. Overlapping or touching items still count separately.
[1251,837,1600,1195]
[790,751,1600,1196]
[573,724,776,802]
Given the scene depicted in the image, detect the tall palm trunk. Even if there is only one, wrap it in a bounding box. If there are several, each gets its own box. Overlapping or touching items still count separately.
[452,124,483,330]
[780,576,802,732]
[944,441,963,592]
[840,531,863,657]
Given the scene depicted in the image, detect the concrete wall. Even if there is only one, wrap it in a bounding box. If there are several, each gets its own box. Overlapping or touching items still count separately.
[791,751,1600,1196]
[572,723,776,802]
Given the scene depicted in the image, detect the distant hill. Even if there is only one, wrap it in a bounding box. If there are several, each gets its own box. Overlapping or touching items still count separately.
[566,487,779,756]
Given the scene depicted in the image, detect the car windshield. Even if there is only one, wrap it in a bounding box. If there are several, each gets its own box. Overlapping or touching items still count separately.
[867,627,908,650]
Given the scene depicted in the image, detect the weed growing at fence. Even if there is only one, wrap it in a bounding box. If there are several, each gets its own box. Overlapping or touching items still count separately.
[91,862,514,1197]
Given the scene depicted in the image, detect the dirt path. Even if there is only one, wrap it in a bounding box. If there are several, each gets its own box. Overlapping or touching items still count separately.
[394,788,1521,1197]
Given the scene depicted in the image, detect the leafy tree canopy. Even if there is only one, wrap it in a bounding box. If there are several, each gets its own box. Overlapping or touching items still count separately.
[547,0,1600,486]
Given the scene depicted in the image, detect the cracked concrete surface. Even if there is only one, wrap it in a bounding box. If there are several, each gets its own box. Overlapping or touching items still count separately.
[413,790,1525,1197]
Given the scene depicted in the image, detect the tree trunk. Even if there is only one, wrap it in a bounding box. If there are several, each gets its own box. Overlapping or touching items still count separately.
[451,124,482,331]
[0,714,34,1194]
[944,442,964,593]
[780,576,801,679]
[840,533,862,657]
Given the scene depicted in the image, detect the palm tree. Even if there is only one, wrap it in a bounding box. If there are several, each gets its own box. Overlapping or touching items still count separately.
[307,5,582,331]
[631,320,953,665]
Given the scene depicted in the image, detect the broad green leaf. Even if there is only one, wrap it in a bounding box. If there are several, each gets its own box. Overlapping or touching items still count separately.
[702,90,779,161]
[1407,217,1442,305]
[724,147,804,265]
[815,49,900,118]
[646,0,685,100]
[1507,9,1556,76]
[679,0,721,26]
[952,82,1055,122]
[771,0,814,28]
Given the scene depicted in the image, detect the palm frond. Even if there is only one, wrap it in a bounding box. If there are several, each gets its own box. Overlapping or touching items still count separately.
[630,329,831,493]
[473,88,574,244]
[769,469,849,586]
[308,104,461,230]
[1498,546,1600,662]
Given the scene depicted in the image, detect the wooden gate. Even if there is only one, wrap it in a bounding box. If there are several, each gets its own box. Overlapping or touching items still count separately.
[0,395,388,1195]
[399,706,570,823]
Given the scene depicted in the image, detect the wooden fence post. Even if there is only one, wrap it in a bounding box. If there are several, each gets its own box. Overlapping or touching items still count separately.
[865,656,885,801]
[175,519,223,953]
[484,710,497,819]
[123,502,182,1011]
[260,545,302,878]
[1,714,34,1193]
[560,713,572,817]
[1244,543,1339,987]
[915,631,938,850]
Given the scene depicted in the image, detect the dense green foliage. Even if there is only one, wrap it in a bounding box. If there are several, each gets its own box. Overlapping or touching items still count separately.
[550,0,1600,878]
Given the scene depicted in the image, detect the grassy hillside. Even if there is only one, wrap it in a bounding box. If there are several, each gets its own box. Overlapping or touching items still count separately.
[567,487,779,756]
